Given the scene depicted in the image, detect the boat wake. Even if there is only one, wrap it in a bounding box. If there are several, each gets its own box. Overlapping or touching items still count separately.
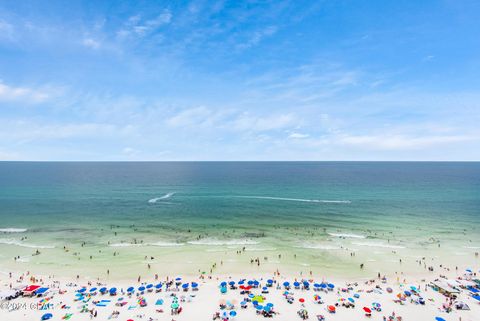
[234,196,351,204]
[148,192,175,203]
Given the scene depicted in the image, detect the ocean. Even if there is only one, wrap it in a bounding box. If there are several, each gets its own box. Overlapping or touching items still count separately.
[0,162,479,279]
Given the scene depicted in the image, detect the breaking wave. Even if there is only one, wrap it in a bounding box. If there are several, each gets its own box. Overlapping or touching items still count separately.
[235,196,351,204]
[328,233,366,239]
[187,239,260,246]
[0,228,28,233]
[148,192,175,203]
[352,242,405,249]
[0,239,54,249]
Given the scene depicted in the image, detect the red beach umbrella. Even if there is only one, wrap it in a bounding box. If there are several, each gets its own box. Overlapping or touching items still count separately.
[328,305,336,312]
[299,298,305,303]
[363,307,372,313]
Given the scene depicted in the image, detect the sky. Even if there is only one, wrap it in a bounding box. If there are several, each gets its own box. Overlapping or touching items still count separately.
[0,0,479,161]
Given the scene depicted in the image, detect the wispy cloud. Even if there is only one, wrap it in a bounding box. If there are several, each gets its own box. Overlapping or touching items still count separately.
[82,38,101,49]
[0,81,50,103]
[117,10,172,38]
[237,25,277,49]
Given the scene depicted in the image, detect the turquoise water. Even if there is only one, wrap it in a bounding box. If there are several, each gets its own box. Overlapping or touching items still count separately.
[0,162,479,279]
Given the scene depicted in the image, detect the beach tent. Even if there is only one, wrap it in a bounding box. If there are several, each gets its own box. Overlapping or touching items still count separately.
[35,287,50,297]
[23,285,40,297]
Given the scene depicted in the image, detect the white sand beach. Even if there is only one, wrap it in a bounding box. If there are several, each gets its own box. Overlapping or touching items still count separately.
[1,267,479,321]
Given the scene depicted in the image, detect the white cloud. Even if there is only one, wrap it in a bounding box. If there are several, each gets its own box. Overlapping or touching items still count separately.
[288,132,309,139]
[237,26,277,49]
[0,81,50,103]
[117,10,172,38]
[82,38,101,49]
[338,134,476,150]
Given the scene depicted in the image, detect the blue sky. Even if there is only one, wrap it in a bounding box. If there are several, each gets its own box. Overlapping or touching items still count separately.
[0,0,479,160]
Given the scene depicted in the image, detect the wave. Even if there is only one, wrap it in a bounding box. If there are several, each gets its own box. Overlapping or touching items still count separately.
[109,241,184,248]
[0,239,54,249]
[352,242,405,249]
[0,228,27,233]
[328,232,365,239]
[298,244,341,250]
[148,242,185,247]
[148,192,175,203]
[235,196,351,204]
[187,239,260,246]
[463,246,480,249]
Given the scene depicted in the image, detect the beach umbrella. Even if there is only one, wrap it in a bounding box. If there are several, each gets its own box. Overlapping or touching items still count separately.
[89,287,97,293]
[138,286,145,292]
[229,281,235,286]
[146,284,153,289]
[253,280,260,286]
[328,305,336,313]
[404,290,411,296]
[314,283,320,288]
[472,295,480,301]
[238,280,245,285]
[299,298,305,303]
[191,282,198,288]
[182,283,189,289]
[220,281,227,287]
[266,302,274,307]
[283,281,290,287]
[230,311,237,317]
[248,280,254,285]
[267,279,273,284]
[99,287,107,294]
[255,305,263,310]
[220,287,227,294]
[248,293,255,298]
[303,281,310,287]
[78,288,86,293]
[348,298,355,303]
[109,287,117,295]
[41,313,53,320]
[171,302,179,309]
[320,283,327,289]
[328,283,335,289]
[175,277,182,281]
[435,318,446,321]
[363,307,372,314]
[264,305,271,312]
[294,281,300,287]
[240,300,246,305]
[353,293,360,299]
[127,287,134,293]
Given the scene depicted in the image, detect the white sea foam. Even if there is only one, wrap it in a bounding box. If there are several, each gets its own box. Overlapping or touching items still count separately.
[298,244,341,250]
[148,242,185,247]
[0,239,54,249]
[244,247,277,252]
[0,228,27,233]
[109,243,144,247]
[148,192,175,203]
[235,196,351,204]
[352,242,405,249]
[328,232,366,239]
[464,246,480,249]
[109,241,184,248]
[187,239,260,246]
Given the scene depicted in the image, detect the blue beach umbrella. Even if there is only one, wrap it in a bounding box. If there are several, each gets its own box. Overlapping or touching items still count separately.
[175,277,182,281]
[283,281,290,287]
[262,287,268,291]
[127,287,134,293]
[266,303,274,307]
[155,283,162,289]
[146,284,153,289]
[182,283,189,289]
[253,280,260,286]
[229,281,235,286]
[230,311,237,317]
[472,295,480,301]
[89,287,97,293]
[435,318,446,321]
[248,280,254,286]
[78,288,86,293]
[109,287,117,295]
[99,287,107,294]
[294,281,300,287]
[404,290,411,296]
[220,282,227,287]
[303,281,310,286]
[328,283,335,289]
[264,305,271,312]
[248,293,255,299]
[138,286,145,292]
[191,282,198,288]
[320,283,327,289]
[220,287,227,294]
[238,280,245,285]
[267,279,273,284]
[348,298,354,303]
[353,293,360,299]
[314,283,320,288]
[255,304,263,310]
[41,313,53,320]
